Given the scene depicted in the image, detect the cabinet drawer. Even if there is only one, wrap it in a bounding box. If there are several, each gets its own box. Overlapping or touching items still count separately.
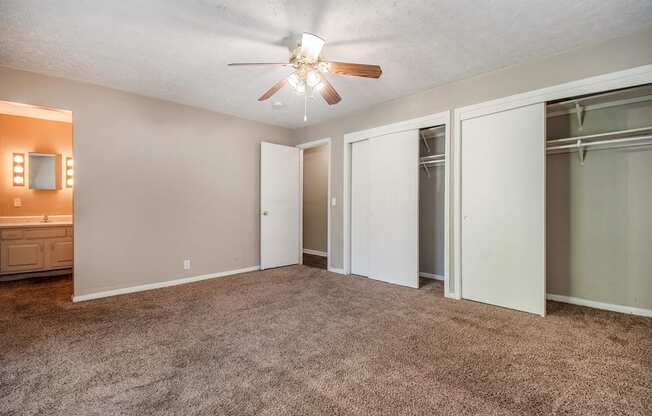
[1,229,24,240]
[1,241,45,273]
[45,238,74,268]
[24,227,67,239]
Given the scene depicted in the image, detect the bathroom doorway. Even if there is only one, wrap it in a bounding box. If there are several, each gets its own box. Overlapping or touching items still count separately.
[298,138,330,270]
[0,100,74,297]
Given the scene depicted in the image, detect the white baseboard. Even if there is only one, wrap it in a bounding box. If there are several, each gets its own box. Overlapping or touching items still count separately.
[303,249,327,257]
[72,266,260,303]
[328,267,346,275]
[547,293,652,318]
[419,272,445,281]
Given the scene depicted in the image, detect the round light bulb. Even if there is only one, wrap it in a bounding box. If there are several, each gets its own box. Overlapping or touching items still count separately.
[13,154,24,164]
[66,178,74,187]
[287,73,300,89]
[14,166,24,174]
[66,159,74,167]
[306,70,321,88]
[14,176,24,185]
[67,169,74,176]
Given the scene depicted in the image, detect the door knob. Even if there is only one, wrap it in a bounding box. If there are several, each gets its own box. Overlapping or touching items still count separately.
[262,210,269,216]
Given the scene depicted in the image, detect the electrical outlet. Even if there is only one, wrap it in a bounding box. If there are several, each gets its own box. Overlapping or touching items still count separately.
[183,259,191,270]
[13,198,22,207]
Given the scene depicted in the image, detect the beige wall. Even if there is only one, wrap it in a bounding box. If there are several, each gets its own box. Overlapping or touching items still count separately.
[302,145,328,253]
[294,27,652,270]
[0,114,73,216]
[0,66,296,297]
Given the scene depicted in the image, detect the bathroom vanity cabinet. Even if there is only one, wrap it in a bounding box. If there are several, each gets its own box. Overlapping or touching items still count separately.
[0,224,73,274]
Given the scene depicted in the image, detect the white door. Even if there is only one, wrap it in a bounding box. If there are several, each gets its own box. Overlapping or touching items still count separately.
[350,130,419,288]
[351,140,370,276]
[260,142,301,270]
[461,103,546,315]
[368,130,419,288]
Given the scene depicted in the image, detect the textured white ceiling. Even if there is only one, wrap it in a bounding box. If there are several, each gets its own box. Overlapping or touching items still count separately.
[1,1,651,128]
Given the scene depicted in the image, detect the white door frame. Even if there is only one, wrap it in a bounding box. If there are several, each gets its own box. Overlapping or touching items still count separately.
[452,64,652,300]
[297,137,331,270]
[343,111,452,295]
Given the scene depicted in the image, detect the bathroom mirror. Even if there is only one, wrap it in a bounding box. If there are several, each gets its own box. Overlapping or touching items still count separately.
[29,152,58,190]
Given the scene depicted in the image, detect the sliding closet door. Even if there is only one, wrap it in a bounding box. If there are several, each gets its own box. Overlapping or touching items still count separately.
[461,103,545,315]
[368,130,419,288]
[351,140,370,277]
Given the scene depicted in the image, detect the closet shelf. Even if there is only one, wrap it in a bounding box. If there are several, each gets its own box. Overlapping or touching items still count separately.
[546,126,652,144]
[547,134,652,151]
[547,84,652,117]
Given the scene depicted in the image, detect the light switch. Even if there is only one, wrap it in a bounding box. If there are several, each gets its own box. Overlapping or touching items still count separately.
[13,198,22,207]
[331,198,336,207]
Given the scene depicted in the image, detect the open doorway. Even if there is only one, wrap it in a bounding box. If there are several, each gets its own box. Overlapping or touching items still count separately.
[298,138,330,270]
[0,100,74,296]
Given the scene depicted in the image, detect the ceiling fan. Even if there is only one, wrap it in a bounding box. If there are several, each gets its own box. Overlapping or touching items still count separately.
[228,33,382,121]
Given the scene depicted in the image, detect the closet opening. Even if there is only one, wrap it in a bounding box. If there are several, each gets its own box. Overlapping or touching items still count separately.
[419,125,446,290]
[545,83,652,314]
[297,138,331,271]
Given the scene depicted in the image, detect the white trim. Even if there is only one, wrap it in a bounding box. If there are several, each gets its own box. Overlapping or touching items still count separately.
[303,249,327,257]
[343,111,452,295]
[419,272,444,281]
[345,112,451,144]
[453,64,652,303]
[297,138,331,270]
[547,294,652,318]
[327,267,346,275]
[297,138,331,149]
[456,64,652,121]
[72,266,260,302]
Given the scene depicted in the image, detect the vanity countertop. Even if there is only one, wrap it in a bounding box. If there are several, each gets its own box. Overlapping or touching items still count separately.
[0,216,73,229]
[0,221,73,229]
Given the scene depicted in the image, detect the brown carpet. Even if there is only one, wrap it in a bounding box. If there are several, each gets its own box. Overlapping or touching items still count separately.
[1,267,650,416]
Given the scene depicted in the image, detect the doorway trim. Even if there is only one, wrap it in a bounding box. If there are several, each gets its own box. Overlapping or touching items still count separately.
[297,137,332,270]
[342,111,452,296]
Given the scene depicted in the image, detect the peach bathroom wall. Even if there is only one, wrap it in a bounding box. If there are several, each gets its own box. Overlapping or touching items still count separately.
[0,113,73,216]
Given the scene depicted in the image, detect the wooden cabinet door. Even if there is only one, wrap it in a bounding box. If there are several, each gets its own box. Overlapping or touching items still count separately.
[45,238,73,269]
[1,240,45,273]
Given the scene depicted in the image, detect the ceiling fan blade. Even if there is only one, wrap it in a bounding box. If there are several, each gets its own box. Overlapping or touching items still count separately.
[228,62,290,66]
[317,73,341,105]
[258,78,287,101]
[300,33,325,61]
[324,61,382,78]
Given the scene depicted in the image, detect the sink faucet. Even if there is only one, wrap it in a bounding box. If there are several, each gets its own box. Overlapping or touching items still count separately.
[41,214,49,223]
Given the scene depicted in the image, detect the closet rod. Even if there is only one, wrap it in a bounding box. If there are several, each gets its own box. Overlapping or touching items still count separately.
[546,134,652,151]
[420,161,445,167]
[546,126,652,144]
[420,154,445,162]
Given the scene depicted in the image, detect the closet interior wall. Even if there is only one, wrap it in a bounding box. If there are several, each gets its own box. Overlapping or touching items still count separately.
[419,126,445,280]
[546,84,652,311]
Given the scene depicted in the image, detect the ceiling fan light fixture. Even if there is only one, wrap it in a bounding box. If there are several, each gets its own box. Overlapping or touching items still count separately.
[299,33,325,62]
[306,70,321,88]
[287,73,300,89]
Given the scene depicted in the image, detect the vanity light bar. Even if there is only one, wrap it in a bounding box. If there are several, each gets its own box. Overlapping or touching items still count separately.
[12,153,25,186]
[65,157,74,187]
